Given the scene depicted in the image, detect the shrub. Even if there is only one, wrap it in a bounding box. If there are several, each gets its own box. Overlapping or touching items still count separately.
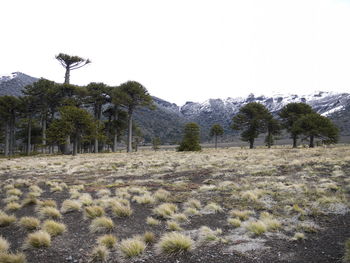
[153,203,178,218]
[0,212,16,227]
[97,234,117,248]
[177,122,201,151]
[146,217,160,226]
[19,217,40,230]
[0,252,26,263]
[90,217,114,233]
[84,206,105,219]
[42,220,66,237]
[25,230,51,248]
[91,245,109,262]
[155,232,194,255]
[119,237,146,258]
[61,200,81,213]
[0,236,9,252]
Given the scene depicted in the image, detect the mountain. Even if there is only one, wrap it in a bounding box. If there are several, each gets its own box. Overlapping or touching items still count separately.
[0,72,38,97]
[1,72,349,142]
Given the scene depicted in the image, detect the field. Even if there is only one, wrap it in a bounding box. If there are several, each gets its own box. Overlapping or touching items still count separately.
[0,146,349,263]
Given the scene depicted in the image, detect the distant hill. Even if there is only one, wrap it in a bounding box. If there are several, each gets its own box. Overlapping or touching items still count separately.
[1,72,349,143]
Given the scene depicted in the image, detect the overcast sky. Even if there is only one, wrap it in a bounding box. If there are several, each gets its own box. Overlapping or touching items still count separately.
[1,0,350,105]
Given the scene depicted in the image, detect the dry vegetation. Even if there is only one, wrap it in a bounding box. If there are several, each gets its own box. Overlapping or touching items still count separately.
[0,146,349,262]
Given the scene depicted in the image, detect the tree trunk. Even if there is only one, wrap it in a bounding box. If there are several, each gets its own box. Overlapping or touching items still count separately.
[4,121,10,157]
[73,136,78,156]
[64,136,71,155]
[42,115,46,153]
[127,111,133,153]
[249,138,254,149]
[309,135,314,148]
[215,135,218,149]
[64,66,70,84]
[27,116,32,155]
[94,138,98,153]
[292,135,297,148]
[113,108,118,152]
[267,132,272,149]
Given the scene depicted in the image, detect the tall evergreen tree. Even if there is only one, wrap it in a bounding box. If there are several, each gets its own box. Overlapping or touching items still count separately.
[55,53,91,84]
[279,103,314,148]
[119,81,154,152]
[178,122,201,151]
[231,102,271,149]
[210,124,224,149]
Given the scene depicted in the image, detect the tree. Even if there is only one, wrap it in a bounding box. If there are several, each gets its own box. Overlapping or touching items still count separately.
[231,102,271,149]
[47,106,96,155]
[178,122,201,151]
[265,117,281,148]
[119,81,154,152]
[86,82,108,153]
[210,124,224,149]
[152,137,161,151]
[0,96,21,156]
[56,53,91,84]
[279,103,314,148]
[293,113,339,148]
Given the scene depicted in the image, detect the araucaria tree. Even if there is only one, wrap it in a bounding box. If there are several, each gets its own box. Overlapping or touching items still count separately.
[279,103,314,148]
[56,53,91,84]
[178,122,201,151]
[265,117,281,148]
[231,102,271,149]
[210,124,224,149]
[119,81,154,153]
[294,113,339,147]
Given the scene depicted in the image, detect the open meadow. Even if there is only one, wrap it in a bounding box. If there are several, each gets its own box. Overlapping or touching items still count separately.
[0,146,349,263]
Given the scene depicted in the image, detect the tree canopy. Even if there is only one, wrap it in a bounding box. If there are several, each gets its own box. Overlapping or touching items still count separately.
[178,122,201,151]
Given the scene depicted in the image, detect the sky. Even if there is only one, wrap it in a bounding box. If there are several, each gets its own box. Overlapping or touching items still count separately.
[1,0,350,105]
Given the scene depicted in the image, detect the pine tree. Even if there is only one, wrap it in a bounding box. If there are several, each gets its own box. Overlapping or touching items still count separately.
[178,123,201,151]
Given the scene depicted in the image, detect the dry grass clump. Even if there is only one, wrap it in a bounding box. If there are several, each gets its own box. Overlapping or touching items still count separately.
[97,234,117,248]
[153,203,178,218]
[111,203,133,217]
[91,245,109,262]
[6,188,22,197]
[69,189,81,199]
[97,189,111,198]
[203,202,223,213]
[42,220,66,237]
[184,207,200,216]
[18,217,40,230]
[146,217,160,226]
[155,232,194,255]
[198,226,222,242]
[50,184,63,192]
[230,209,254,221]
[244,220,267,235]
[115,188,131,199]
[132,194,155,205]
[24,230,51,248]
[29,185,43,194]
[167,220,182,231]
[84,206,105,219]
[153,189,170,202]
[128,187,147,195]
[38,199,57,208]
[0,211,16,227]
[143,231,156,244]
[22,196,38,207]
[79,193,93,206]
[228,218,241,228]
[5,202,21,211]
[61,200,82,213]
[90,217,114,233]
[37,207,61,219]
[292,232,306,241]
[0,236,9,252]
[184,199,202,210]
[171,213,188,223]
[0,252,26,263]
[3,196,20,204]
[119,237,146,258]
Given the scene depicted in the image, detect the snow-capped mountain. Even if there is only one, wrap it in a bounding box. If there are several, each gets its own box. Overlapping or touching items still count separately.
[0,72,349,141]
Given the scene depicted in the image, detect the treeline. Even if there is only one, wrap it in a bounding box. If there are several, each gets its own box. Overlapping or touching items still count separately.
[178,102,339,151]
[0,53,154,156]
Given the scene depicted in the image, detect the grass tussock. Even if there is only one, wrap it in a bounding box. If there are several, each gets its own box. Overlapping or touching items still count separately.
[3,196,20,204]
[198,226,222,242]
[38,207,61,219]
[84,206,105,219]
[0,252,26,263]
[154,189,170,202]
[230,209,253,221]
[184,199,202,210]
[228,218,241,228]
[97,234,117,248]
[244,220,267,235]
[90,217,114,233]
[167,220,182,231]
[0,236,9,252]
[91,245,109,262]
[119,237,146,258]
[143,231,156,244]
[38,199,57,208]
[132,194,155,205]
[22,197,38,207]
[19,217,40,230]
[42,220,67,237]
[153,203,178,218]
[6,188,22,197]
[203,202,223,213]
[111,203,133,217]
[61,200,82,214]
[146,217,160,226]
[156,232,194,255]
[24,230,51,248]
[5,202,21,211]
[292,232,306,241]
[0,212,16,227]
[79,193,93,206]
